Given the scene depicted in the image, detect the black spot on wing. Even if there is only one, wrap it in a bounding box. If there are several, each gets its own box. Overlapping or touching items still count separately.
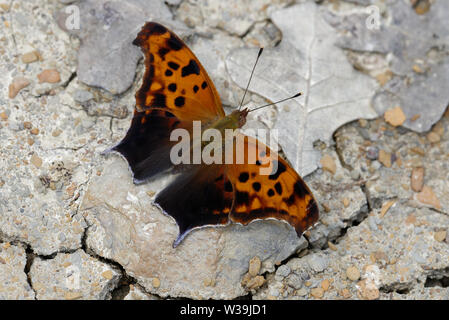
[274,182,283,195]
[168,83,177,92]
[201,81,208,89]
[268,160,286,180]
[267,189,275,197]
[167,34,183,51]
[158,47,169,60]
[165,69,173,76]
[182,59,200,77]
[238,172,249,183]
[168,61,180,70]
[193,85,199,93]
[174,96,185,107]
[252,182,261,192]
[294,180,307,198]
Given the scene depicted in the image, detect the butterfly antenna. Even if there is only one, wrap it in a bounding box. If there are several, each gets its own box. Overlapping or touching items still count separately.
[248,92,302,113]
[238,48,264,111]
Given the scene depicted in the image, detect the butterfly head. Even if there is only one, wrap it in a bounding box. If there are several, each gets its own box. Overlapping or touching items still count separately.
[230,108,249,129]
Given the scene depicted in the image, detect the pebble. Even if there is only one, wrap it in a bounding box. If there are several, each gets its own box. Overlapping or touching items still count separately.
[350,169,360,180]
[321,279,330,291]
[287,274,303,289]
[378,149,392,168]
[357,279,379,300]
[365,146,379,160]
[30,128,39,135]
[37,69,61,83]
[21,51,39,64]
[8,77,30,98]
[416,186,442,210]
[0,111,8,120]
[275,265,291,278]
[248,256,261,277]
[411,167,425,192]
[246,275,265,290]
[101,270,113,280]
[320,154,336,175]
[346,266,360,281]
[310,287,324,298]
[434,230,447,242]
[152,277,160,288]
[30,153,42,168]
[342,198,350,208]
[427,132,440,143]
[380,200,395,218]
[307,254,329,273]
[384,106,406,127]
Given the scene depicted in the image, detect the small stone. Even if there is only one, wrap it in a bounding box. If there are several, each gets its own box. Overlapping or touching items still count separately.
[248,256,261,277]
[320,154,336,175]
[342,198,350,208]
[411,167,425,192]
[375,70,393,86]
[366,146,379,160]
[427,132,440,143]
[340,288,351,299]
[412,64,424,74]
[327,242,337,251]
[384,106,406,127]
[410,114,421,121]
[0,111,8,120]
[346,266,360,281]
[321,279,330,291]
[8,77,30,98]
[101,270,113,280]
[307,254,329,273]
[380,200,395,218]
[310,287,324,298]
[357,279,379,300]
[378,149,392,168]
[152,277,161,288]
[30,128,39,135]
[21,51,39,64]
[296,288,308,296]
[287,274,303,290]
[30,153,43,168]
[27,138,35,146]
[434,230,447,242]
[246,275,265,290]
[52,129,62,137]
[23,121,32,129]
[416,186,442,210]
[37,69,61,83]
[275,265,291,278]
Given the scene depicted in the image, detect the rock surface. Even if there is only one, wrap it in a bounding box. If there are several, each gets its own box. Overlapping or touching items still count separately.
[1,0,448,300]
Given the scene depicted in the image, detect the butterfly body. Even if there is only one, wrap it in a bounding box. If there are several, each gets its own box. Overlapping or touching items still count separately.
[110,22,319,247]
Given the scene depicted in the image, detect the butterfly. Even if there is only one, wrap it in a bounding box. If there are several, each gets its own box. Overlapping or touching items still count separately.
[108,22,319,247]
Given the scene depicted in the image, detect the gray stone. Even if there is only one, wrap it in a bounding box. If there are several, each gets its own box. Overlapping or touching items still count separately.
[307,253,329,273]
[56,0,189,94]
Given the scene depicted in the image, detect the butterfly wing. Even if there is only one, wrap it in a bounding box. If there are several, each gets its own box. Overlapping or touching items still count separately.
[225,133,319,236]
[111,22,225,182]
[133,22,224,120]
[155,165,234,247]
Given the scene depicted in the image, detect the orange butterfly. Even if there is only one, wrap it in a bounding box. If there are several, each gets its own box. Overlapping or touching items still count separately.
[110,22,319,247]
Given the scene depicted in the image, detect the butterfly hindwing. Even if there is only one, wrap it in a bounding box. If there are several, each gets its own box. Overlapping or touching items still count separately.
[155,165,234,247]
[225,134,319,236]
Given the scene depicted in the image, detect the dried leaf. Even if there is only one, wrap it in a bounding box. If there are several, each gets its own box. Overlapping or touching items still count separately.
[227,3,378,175]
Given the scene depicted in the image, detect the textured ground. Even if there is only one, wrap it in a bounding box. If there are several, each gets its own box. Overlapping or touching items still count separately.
[0,0,448,300]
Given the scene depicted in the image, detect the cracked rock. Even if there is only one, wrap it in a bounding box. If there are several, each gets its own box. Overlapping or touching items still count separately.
[0,242,35,300]
[29,249,121,300]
